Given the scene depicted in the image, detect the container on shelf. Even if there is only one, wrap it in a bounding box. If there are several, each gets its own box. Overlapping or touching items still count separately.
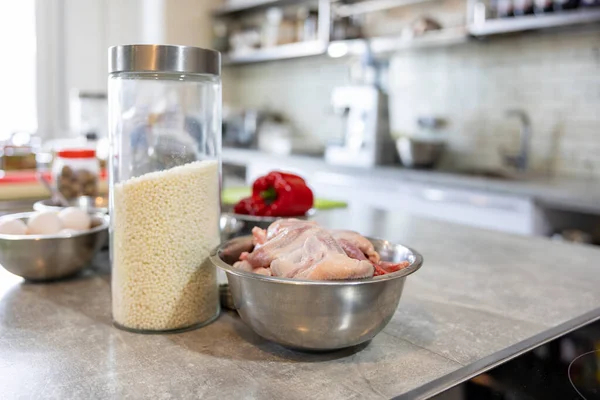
[553,0,580,10]
[514,0,535,14]
[496,0,515,17]
[108,44,222,333]
[52,149,100,199]
[581,0,600,6]
[1,145,37,171]
[534,0,554,12]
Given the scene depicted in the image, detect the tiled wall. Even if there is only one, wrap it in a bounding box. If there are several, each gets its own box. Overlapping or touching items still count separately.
[389,28,600,178]
[223,56,352,150]
[225,28,600,179]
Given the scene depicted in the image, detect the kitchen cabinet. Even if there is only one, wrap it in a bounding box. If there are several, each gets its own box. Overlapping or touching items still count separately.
[223,148,600,238]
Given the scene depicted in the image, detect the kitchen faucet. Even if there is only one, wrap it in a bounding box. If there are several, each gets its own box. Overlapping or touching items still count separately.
[502,109,531,172]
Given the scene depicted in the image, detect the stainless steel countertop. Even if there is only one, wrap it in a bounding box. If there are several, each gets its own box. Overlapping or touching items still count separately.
[222,148,600,214]
[2,208,600,399]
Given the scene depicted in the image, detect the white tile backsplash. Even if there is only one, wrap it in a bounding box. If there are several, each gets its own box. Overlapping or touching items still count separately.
[388,28,600,177]
[224,56,353,148]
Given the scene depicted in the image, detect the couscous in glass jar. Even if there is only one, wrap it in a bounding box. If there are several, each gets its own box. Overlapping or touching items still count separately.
[108,45,222,333]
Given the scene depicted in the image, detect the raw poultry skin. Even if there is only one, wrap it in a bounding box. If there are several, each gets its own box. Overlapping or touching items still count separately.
[330,229,410,276]
[233,219,408,280]
[250,219,317,247]
[329,230,380,263]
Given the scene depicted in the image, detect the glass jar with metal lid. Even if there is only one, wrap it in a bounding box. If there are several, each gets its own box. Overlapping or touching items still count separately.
[108,44,221,333]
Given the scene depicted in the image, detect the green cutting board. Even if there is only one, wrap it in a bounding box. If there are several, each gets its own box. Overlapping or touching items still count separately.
[222,187,347,210]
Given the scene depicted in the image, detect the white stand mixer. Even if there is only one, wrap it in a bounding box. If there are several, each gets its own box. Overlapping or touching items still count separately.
[325,51,396,168]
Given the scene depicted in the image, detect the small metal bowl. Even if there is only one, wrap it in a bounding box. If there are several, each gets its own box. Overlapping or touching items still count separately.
[0,212,109,281]
[396,137,446,169]
[34,196,109,214]
[211,235,423,351]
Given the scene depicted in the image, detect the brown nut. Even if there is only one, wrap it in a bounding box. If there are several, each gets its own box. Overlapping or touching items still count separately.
[61,165,74,178]
[82,183,98,196]
[58,176,71,187]
[77,169,95,182]
[59,187,77,199]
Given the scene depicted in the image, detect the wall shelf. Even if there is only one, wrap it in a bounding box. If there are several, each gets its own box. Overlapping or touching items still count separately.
[370,26,468,53]
[469,8,600,36]
[333,0,436,17]
[219,0,330,65]
[327,27,468,58]
[223,27,468,65]
[223,40,328,65]
[218,2,600,65]
[213,0,310,17]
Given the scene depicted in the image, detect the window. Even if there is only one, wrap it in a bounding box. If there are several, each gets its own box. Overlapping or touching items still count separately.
[0,0,37,141]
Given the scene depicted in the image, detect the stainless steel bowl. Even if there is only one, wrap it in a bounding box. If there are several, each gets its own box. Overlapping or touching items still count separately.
[34,196,109,214]
[211,235,423,351]
[396,137,445,169]
[0,212,109,281]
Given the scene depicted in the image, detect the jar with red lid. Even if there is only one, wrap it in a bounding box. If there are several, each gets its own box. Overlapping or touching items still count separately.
[52,149,100,199]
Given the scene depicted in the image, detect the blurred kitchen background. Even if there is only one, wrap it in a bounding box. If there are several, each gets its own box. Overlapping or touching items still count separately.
[3,0,600,243]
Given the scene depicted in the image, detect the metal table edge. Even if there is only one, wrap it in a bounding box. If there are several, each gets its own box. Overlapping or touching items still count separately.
[392,307,600,400]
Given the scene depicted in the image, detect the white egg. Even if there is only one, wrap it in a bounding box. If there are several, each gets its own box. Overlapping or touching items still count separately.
[58,207,91,231]
[27,211,63,235]
[0,219,28,235]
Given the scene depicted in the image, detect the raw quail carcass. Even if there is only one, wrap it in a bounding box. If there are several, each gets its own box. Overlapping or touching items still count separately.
[245,224,318,269]
[235,219,409,281]
[269,232,373,280]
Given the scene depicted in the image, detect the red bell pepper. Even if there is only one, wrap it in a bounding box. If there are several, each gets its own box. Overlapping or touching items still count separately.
[233,171,314,217]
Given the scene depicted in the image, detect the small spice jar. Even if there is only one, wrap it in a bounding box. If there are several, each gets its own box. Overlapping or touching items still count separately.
[52,149,99,199]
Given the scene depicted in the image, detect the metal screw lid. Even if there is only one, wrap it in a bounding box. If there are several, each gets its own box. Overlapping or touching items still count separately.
[109,44,220,76]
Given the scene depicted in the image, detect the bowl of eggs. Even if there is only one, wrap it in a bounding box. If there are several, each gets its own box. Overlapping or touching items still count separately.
[0,208,108,281]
